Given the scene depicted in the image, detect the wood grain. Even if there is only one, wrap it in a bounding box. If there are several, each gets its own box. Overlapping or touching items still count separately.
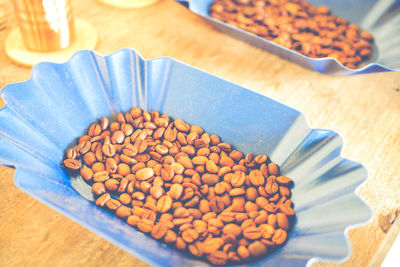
[0,0,399,266]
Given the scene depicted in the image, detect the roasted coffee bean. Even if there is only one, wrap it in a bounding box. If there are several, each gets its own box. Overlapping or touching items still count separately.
[116,205,131,218]
[62,107,295,266]
[102,143,116,157]
[243,226,262,240]
[268,163,279,176]
[66,148,77,159]
[222,223,242,237]
[105,179,119,191]
[120,193,132,205]
[272,229,287,245]
[63,158,81,170]
[157,195,172,213]
[105,199,121,210]
[249,170,265,186]
[207,250,228,265]
[210,0,372,68]
[151,221,170,240]
[137,219,154,233]
[188,241,204,257]
[237,245,250,259]
[204,237,225,253]
[92,182,106,195]
[80,167,94,181]
[169,184,183,200]
[95,193,110,207]
[136,167,154,180]
[77,141,91,155]
[248,240,267,257]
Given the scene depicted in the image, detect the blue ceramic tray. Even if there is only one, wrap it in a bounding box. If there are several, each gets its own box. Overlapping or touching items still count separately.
[178,0,400,75]
[0,49,372,266]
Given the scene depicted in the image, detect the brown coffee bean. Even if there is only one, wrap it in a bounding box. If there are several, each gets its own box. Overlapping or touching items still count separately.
[210,197,225,213]
[246,187,258,201]
[105,199,121,210]
[111,131,125,144]
[279,203,295,216]
[222,223,242,237]
[207,250,228,265]
[157,195,172,213]
[259,224,275,239]
[80,167,94,181]
[174,119,190,132]
[105,158,117,173]
[188,241,204,257]
[120,193,132,205]
[245,201,259,213]
[265,176,279,195]
[268,163,279,176]
[248,241,267,257]
[126,215,140,226]
[219,212,235,223]
[92,162,105,173]
[220,156,235,167]
[181,187,195,201]
[137,219,154,233]
[130,107,142,118]
[91,182,106,195]
[188,209,202,219]
[169,184,183,200]
[206,160,219,173]
[229,188,245,196]
[214,182,226,195]
[203,237,224,253]
[243,226,262,240]
[272,228,287,245]
[231,197,245,212]
[231,171,246,187]
[161,165,174,181]
[175,237,186,250]
[249,170,265,186]
[237,245,250,259]
[115,205,131,218]
[82,152,96,166]
[102,143,116,157]
[181,228,199,243]
[177,156,194,169]
[151,221,170,240]
[136,167,154,180]
[150,186,164,199]
[99,117,109,131]
[66,148,77,159]
[95,193,111,207]
[161,230,176,243]
[277,176,292,185]
[173,207,190,218]
[63,158,81,170]
[77,141,91,156]
[202,173,219,185]
[192,156,208,165]
[105,179,119,191]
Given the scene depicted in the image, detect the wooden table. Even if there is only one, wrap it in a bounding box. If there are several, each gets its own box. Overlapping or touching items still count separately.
[0,0,399,266]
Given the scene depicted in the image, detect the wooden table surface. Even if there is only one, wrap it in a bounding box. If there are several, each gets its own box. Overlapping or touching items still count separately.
[0,0,399,266]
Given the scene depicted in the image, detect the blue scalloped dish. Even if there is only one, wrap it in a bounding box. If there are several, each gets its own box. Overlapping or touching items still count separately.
[0,49,372,266]
[178,0,400,75]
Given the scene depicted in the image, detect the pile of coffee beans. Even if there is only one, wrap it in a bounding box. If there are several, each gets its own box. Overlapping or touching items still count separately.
[63,107,295,265]
[209,0,374,69]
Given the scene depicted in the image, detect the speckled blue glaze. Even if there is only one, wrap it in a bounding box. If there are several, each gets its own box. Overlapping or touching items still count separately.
[0,49,372,266]
[178,0,400,75]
